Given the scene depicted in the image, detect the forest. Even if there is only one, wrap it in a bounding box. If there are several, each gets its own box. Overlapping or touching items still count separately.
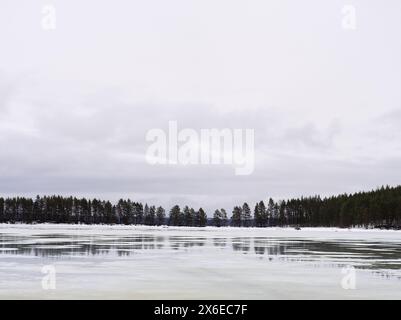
[0,185,401,228]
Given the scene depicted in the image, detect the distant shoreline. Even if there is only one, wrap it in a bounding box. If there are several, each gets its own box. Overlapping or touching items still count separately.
[1,186,401,229]
[1,222,400,232]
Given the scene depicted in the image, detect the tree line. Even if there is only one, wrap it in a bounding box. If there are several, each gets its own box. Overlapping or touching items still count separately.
[0,185,401,228]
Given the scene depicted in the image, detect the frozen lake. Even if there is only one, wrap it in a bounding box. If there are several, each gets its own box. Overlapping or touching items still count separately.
[0,224,401,299]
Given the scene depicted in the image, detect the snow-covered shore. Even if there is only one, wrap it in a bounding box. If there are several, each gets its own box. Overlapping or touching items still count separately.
[1,222,400,239]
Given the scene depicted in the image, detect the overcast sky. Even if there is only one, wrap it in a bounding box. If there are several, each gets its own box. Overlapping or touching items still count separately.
[0,0,400,213]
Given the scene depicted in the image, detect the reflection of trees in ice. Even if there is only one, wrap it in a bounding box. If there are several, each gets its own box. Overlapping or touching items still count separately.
[169,237,206,250]
[228,237,401,278]
[253,239,287,256]
[232,237,251,253]
[2,230,401,280]
[213,238,227,247]
[0,234,168,257]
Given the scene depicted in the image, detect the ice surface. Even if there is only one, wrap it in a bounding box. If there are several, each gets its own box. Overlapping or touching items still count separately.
[0,224,401,299]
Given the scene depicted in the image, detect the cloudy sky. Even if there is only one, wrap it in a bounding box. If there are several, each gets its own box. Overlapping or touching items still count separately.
[0,0,400,213]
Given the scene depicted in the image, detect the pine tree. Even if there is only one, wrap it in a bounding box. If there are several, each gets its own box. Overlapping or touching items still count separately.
[1,185,401,228]
[143,204,150,225]
[144,204,157,225]
[134,203,143,225]
[242,203,251,227]
[254,203,262,227]
[220,208,228,227]
[169,205,181,226]
[190,208,196,226]
[149,206,156,225]
[0,197,4,223]
[33,195,41,223]
[183,206,193,226]
[104,201,114,224]
[267,198,275,226]
[213,209,222,227]
[198,208,207,227]
[259,201,268,227]
[156,206,166,225]
[278,200,286,226]
[231,206,242,227]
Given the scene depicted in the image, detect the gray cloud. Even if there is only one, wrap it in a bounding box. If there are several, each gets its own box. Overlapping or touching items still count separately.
[0,0,401,214]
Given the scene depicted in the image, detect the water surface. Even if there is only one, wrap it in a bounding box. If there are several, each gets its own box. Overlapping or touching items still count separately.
[0,224,400,299]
